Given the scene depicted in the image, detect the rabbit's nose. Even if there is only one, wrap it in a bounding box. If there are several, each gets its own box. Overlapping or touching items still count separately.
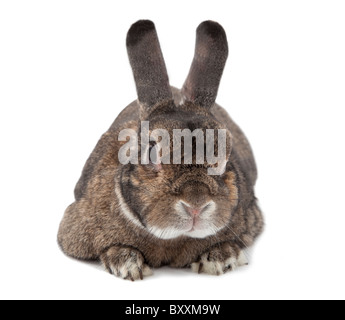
[184,205,202,217]
[181,202,209,217]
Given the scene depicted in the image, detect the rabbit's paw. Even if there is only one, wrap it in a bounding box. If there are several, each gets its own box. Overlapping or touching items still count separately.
[191,244,248,276]
[100,246,153,281]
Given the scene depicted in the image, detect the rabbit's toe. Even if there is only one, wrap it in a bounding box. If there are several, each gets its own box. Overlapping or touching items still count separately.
[223,250,248,272]
[191,254,224,275]
[100,246,153,281]
[191,244,248,275]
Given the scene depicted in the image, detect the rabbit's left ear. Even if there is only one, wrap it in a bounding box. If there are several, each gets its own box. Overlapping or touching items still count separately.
[182,21,228,109]
[127,20,172,112]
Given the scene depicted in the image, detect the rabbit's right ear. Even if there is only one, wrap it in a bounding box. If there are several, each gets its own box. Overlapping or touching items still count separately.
[127,20,172,113]
[182,21,228,109]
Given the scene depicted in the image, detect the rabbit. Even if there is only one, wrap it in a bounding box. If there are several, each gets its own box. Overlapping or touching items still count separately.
[58,20,264,281]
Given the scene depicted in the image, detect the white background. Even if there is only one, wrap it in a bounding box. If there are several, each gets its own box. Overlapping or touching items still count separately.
[1,0,345,300]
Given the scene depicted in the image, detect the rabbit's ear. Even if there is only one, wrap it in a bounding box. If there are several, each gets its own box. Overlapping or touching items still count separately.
[182,21,228,109]
[127,20,172,111]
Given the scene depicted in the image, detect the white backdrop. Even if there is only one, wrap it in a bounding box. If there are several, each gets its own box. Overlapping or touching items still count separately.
[1,0,345,300]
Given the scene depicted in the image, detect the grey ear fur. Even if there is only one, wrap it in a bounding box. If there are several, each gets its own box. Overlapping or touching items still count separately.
[127,20,172,111]
[182,21,229,109]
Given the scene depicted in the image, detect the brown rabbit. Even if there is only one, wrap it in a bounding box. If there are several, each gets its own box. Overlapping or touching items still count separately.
[58,20,264,281]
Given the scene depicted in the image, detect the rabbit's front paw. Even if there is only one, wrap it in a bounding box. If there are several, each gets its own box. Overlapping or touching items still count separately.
[100,246,153,281]
[191,243,248,276]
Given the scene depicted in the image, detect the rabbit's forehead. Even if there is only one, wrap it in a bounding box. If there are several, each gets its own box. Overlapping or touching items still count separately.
[148,114,223,132]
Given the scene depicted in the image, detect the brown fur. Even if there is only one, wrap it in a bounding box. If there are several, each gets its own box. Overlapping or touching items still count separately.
[58,20,264,280]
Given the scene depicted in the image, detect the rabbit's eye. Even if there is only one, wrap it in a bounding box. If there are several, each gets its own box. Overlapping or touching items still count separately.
[149,142,158,164]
